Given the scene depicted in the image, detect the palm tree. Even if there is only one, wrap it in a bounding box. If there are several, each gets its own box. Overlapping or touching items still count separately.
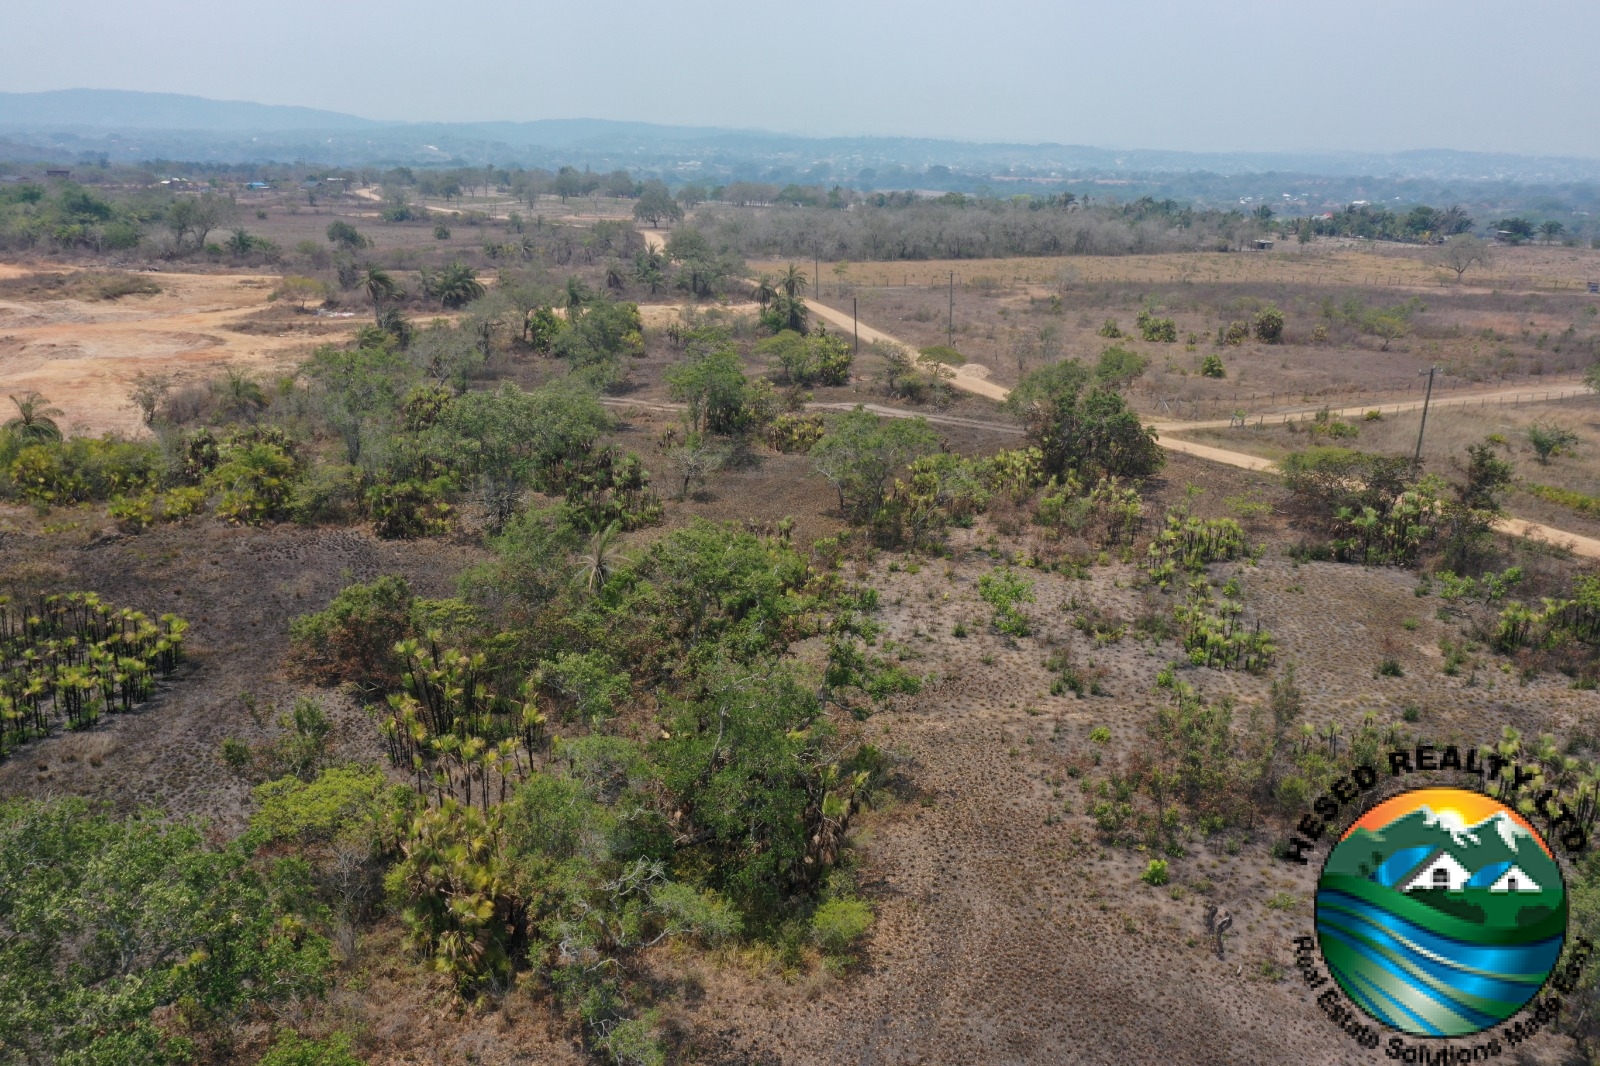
[564,275,592,311]
[752,274,777,310]
[578,521,622,594]
[1438,206,1473,236]
[779,263,808,300]
[363,266,405,324]
[774,292,809,333]
[426,262,485,310]
[216,369,268,419]
[5,392,64,443]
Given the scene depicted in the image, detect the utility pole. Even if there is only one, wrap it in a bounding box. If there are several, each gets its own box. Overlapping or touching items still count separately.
[852,296,859,353]
[948,271,954,348]
[1414,366,1438,462]
[814,256,819,297]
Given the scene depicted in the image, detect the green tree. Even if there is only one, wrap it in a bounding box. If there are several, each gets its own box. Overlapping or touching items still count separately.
[779,262,808,300]
[325,220,368,250]
[665,332,769,435]
[810,407,940,519]
[632,181,683,228]
[1493,217,1536,244]
[1539,220,1566,244]
[1006,361,1164,480]
[632,249,668,294]
[1460,440,1514,511]
[442,382,609,527]
[303,344,415,462]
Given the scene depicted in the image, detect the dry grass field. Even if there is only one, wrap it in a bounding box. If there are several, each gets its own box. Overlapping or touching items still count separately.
[0,445,1587,1064]
[1,201,1597,1064]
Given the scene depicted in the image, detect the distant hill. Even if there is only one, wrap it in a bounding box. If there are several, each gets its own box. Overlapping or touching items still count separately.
[0,89,382,132]
[4,89,1600,206]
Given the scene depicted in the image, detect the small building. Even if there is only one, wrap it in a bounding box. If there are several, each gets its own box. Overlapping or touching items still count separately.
[1252,239,1275,250]
[1465,861,1544,893]
[44,168,71,179]
[245,181,271,191]
[1401,849,1472,893]
[1489,865,1541,893]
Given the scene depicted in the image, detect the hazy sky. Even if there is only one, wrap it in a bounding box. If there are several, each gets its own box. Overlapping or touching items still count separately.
[5,0,1598,157]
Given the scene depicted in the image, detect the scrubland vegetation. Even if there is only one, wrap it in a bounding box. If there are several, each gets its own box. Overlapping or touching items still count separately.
[1,158,1600,1065]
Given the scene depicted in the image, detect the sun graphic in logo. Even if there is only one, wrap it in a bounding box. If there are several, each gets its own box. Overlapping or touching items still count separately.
[1315,787,1567,1037]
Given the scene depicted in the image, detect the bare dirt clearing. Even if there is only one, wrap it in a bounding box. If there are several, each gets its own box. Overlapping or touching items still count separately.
[0,267,345,435]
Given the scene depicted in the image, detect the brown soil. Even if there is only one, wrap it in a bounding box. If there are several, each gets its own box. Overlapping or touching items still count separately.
[0,268,340,436]
[2,450,1585,1063]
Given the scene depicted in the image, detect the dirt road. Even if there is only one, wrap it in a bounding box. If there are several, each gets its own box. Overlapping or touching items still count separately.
[803,296,1600,560]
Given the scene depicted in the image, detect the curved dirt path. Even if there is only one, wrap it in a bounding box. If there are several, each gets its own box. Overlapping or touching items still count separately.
[801,294,1600,560]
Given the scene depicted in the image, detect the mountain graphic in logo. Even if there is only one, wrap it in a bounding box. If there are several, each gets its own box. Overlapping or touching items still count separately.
[1315,786,1566,1037]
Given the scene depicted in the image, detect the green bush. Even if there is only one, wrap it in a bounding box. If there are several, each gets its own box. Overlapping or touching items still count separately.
[765,412,826,454]
[258,1032,366,1066]
[0,799,332,1065]
[1140,859,1170,885]
[209,439,300,524]
[1199,353,1226,378]
[288,575,416,691]
[758,329,853,386]
[978,568,1035,636]
[249,765,403,848]
[1136,310,1177,343]
[1253,306,1285,343]
[811,898,874,954]
[366,477,454,539]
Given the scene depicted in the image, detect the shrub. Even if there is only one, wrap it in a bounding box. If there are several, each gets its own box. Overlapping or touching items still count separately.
[765,412,826,454]
[1141,859,1170,885]
[757,329,852,386]
[1199,353,1226,378]
[1095,345,1148,388]
[918,344,964,366]
[1136,310,1177,343]
[250,765,402,848]
[1218,321,1250,346]
[1007,360,1164,480]
[811,897,874,954]
[108,492,155,532]
[978,568,1035,636]
[1098,318,1123,339]
[1377,658,1404,678]
[160,485,206,520]
[288,575,415,690]
[208,439,300,524]
[1525,422,1579,464]
[366,478,454,539]
[258,1032,366,1066]
[1253,306,1285,343]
